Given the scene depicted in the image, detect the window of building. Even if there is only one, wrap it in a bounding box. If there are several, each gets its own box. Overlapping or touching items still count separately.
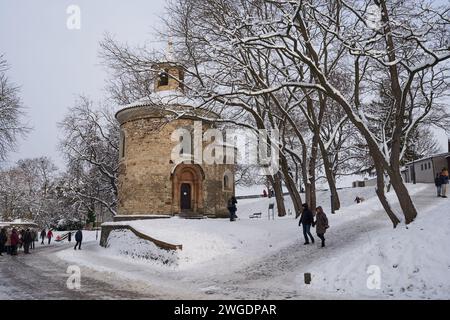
[120,130,126,158]
[421,164,423,171]
[158,70,169,87]
[223,170,233,191]
[223,175,229,189]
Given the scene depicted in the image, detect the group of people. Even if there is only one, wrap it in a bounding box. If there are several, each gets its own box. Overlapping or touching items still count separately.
[0,227,39,256]
[40,229,54,245]
[0,227,84,256]
[435,168,449,198]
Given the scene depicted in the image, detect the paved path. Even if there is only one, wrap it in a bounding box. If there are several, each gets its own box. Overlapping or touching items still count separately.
[0,243,153,299]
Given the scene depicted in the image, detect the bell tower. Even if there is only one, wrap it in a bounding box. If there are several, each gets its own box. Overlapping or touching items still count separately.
[153,40,185,92]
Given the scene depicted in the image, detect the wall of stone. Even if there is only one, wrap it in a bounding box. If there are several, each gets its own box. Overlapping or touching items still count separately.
[117,114,235,217]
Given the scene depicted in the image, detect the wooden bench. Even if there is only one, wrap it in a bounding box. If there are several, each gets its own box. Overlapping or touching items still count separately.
[249,212,262,219]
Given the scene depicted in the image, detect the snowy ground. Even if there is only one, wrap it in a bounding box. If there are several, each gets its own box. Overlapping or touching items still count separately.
[53,183,449,299]
[0,234,172,299]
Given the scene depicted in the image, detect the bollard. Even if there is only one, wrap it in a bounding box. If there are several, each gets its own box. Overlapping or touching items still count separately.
[304,273,312,284]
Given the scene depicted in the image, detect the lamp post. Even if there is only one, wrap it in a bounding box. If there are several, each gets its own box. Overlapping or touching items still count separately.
[328,152,335,214]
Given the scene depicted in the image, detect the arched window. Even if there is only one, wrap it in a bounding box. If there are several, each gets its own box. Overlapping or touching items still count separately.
[224,175,229,189]
[223,170,233,191]
[158,70,169,87]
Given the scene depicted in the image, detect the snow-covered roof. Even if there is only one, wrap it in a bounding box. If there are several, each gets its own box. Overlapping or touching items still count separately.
[115,90,220,125]
[0,220,38,227]
[404,152,450,166]
[116,90,203,114]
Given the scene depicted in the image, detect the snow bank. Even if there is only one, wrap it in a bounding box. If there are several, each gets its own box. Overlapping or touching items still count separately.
[106,229,178,266]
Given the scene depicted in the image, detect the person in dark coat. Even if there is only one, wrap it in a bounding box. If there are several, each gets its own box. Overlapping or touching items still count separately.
[23,229,33,254]
[227,196,238,221]
[299,203,315,245]
[10,229,19,256]
[40,229,46,245]
[5,229,11,254]
[0,228,7,256]
[439,168,449,198]
[313,206,329,247]
[31,229,37,250]
[67,231,72,242]
[435,173,442,197]
[47,229,53,245]
[74,229,83,250]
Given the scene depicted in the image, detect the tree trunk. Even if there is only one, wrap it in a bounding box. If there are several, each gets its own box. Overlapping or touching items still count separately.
[307,152,317,211]
[280,151,303,216]
[302,161,312,212]
[387,168,418,224]
[319,140,341,211]
[268,173,287,217]
[374,163,400,227]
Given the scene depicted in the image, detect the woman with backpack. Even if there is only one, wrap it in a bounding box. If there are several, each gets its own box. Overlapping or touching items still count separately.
[313,206,329,248]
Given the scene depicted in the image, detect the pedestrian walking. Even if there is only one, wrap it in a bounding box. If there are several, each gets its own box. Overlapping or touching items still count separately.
[313,206,329,247]
[298,203,315,245]
[18,229,24,251]
[47,229,53,245]
[31,229,38,250]
[0,228,7,256]
[74,229,83,250]
[23,229,32,254]
[5,229,11,255]
[40,229,46,245]
[227,196,238,221]
[439,168,449,198]
[435,173,442,197]
[10,228,19,256]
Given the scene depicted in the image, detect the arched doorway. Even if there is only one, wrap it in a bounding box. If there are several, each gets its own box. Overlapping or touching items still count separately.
[180,183,192,210]
[171,164,204,214]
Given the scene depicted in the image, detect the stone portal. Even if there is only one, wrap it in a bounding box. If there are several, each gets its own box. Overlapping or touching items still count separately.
[172,164,205,214]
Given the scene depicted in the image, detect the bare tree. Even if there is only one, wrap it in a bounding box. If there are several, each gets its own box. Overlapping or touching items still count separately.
[189,0,450,226]
[0,54,29,162]
[0,157,65,227]
[58,96,119,217]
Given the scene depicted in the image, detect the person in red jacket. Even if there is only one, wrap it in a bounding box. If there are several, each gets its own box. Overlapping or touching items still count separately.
[47,229,53,245]
[10,228,19,256]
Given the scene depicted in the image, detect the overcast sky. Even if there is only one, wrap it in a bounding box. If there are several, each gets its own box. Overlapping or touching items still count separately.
[0,0,448,170]
[0,0,166,169]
